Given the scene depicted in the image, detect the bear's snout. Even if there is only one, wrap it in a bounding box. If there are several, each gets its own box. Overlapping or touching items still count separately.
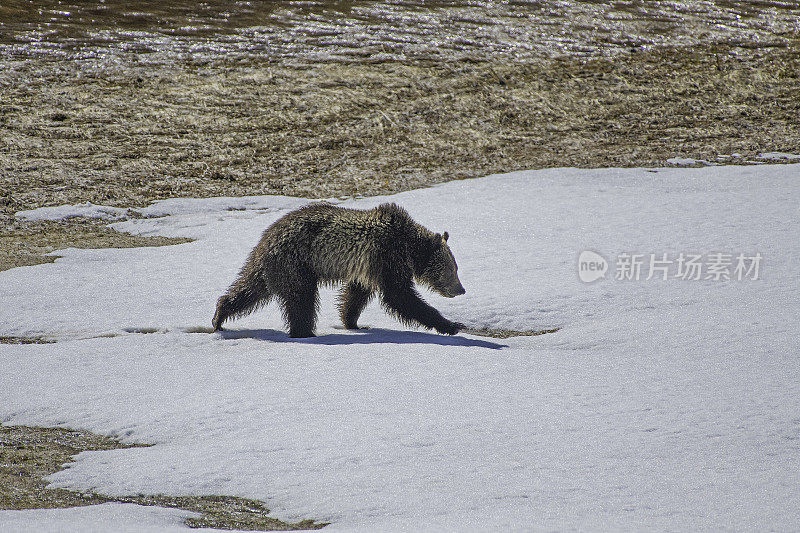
[445,282,466,297]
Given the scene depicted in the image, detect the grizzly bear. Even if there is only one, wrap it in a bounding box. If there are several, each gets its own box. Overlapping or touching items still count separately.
[212,202,466,337]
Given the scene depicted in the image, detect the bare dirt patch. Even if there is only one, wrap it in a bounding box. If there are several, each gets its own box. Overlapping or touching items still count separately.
[464,327,561,339]
[0,336,55,345]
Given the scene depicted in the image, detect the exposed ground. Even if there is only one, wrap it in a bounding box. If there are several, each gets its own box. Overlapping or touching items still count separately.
[463,327,561,339]
[5,46,798,213]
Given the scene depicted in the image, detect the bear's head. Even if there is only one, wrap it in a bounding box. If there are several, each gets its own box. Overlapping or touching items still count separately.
[417,232,466,298]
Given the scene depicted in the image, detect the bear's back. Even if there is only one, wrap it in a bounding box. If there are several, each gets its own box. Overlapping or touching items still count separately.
[258,203,414,287]
[309,204,404,285]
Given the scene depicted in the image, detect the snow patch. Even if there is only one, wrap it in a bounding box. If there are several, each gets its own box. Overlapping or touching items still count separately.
[758,152,800,161]
[2,164,799,531]
[136,195,312,219]
[0,503,212,533]
[16,203,130,222]
[666,157,714,166]
[15,196,314,228]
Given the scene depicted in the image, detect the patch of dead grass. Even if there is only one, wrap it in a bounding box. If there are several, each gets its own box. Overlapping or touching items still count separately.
[464,327,561,339]
[2,45,798,222]
[0,336,55,344]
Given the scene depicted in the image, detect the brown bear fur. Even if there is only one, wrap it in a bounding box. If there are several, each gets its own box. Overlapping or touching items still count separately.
[212,202,465,337]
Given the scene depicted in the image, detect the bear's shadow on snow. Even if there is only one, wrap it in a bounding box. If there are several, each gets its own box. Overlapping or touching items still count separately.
[217,327,507,349]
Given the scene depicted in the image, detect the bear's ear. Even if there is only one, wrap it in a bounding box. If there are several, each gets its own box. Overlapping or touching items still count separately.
[442,231,449,242]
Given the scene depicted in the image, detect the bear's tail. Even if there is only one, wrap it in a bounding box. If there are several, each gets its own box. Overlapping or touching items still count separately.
[212,264,271,331]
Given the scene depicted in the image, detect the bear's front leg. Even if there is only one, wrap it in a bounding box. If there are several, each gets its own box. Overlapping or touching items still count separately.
[338,281,373,329]
[380,281,463,335]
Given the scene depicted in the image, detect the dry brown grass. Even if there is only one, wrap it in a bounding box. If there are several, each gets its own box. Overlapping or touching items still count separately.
[464,327,561,339]
[2,45,798,221]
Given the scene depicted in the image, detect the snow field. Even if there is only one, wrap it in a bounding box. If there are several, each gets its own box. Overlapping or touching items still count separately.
[1,165,799,531]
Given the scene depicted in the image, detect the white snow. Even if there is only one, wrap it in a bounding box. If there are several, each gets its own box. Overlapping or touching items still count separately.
[665,157,713,166]
[0,503,224,533]
[15,196,309,225]
[2,165,799,532]
[15,202,130,222]
[134,194,310,219]
[758,152,800,161]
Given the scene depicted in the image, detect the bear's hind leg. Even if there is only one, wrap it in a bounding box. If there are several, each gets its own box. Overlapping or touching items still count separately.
[213,273,272,331]
[338,281,373,329]
[278,275,320,338]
